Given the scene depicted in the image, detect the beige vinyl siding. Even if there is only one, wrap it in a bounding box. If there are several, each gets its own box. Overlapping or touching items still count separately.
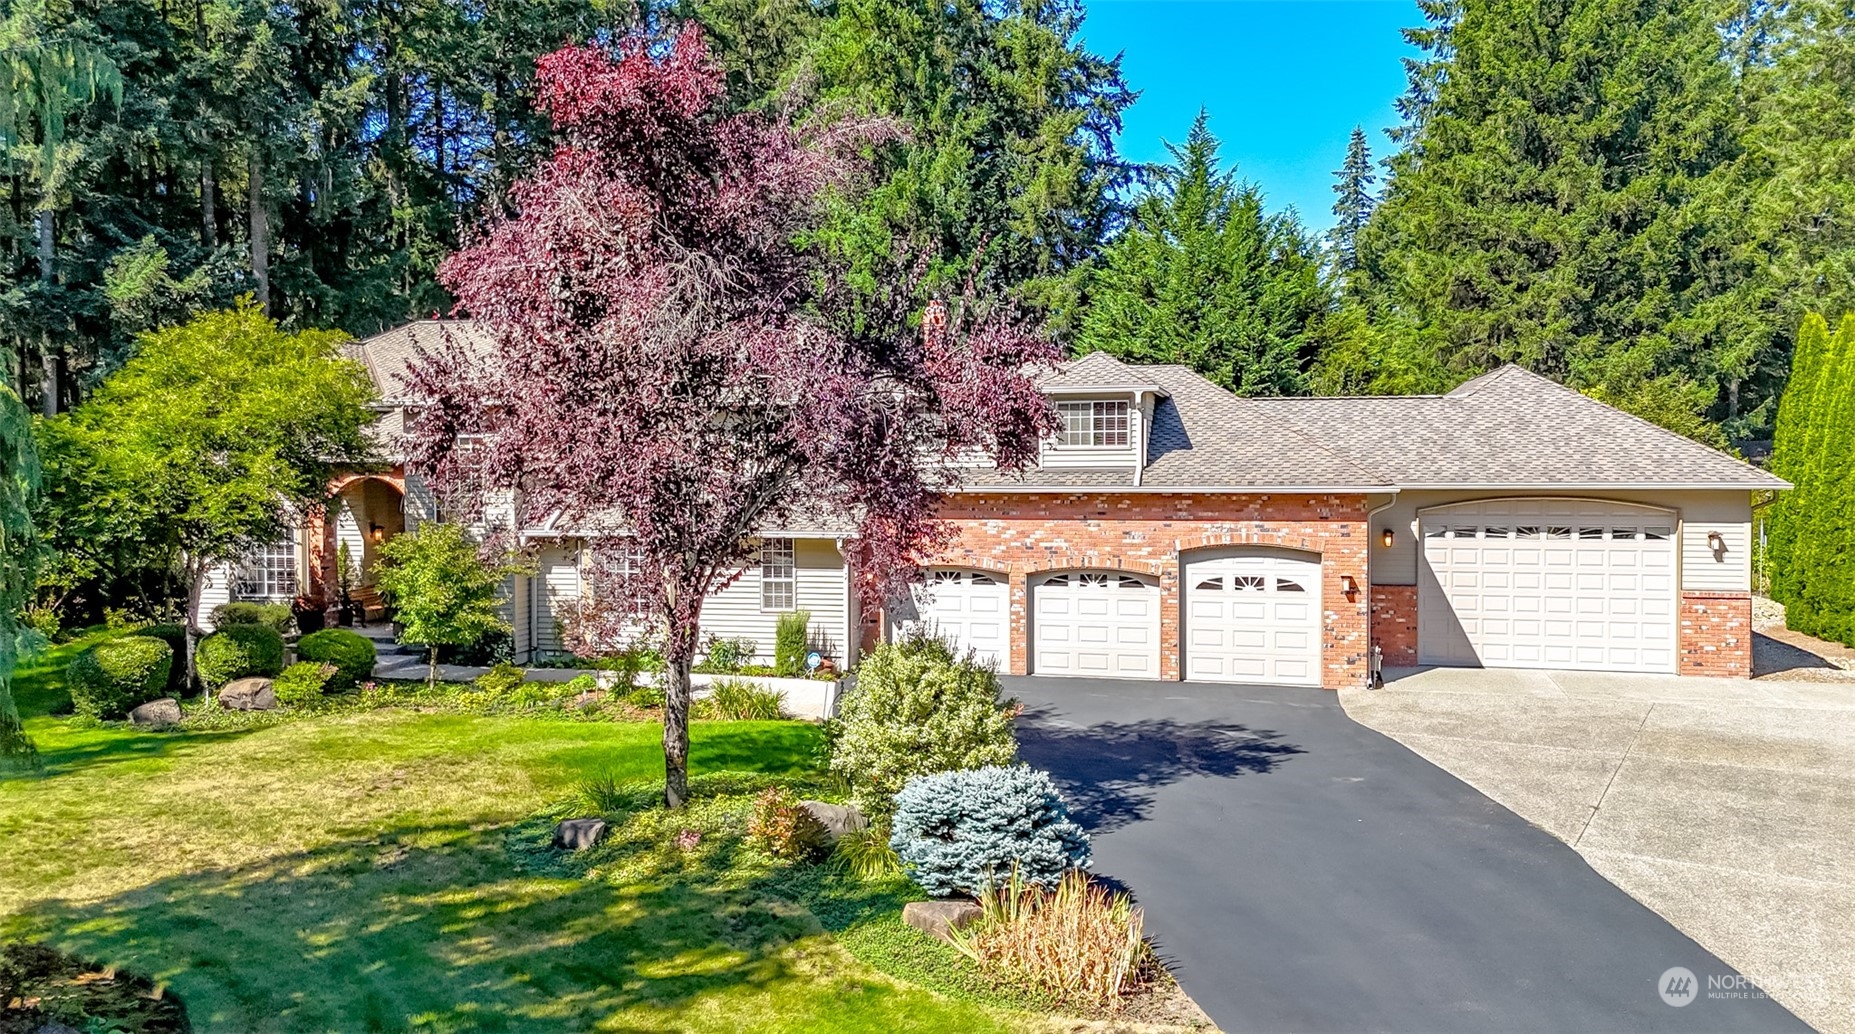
[506,572,531,661]
[698,539,851,665]
[1371,489,1753,593]
[532,542,583,656]
[404,473,438,530]
[193,563,236,630]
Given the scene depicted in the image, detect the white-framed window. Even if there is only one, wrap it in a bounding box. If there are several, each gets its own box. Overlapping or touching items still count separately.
[1055,400,1130,447]
[236,540,298,601]
[760,538,796,611]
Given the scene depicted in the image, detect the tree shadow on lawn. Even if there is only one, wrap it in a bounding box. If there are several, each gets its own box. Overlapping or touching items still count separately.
[5,820,831,1033]
[1015,707,1305,834]
[2,723,263,783]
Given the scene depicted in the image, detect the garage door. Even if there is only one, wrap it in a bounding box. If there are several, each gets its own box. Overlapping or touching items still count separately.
[1031,571,1160,678]
[1418,499,1677,673]
[901,568,1008,667]
[1183,550,1322,686]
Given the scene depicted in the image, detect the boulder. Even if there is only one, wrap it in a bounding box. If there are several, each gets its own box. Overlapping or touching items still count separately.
[799,800,868,845]
[553,817,608,851]
[902,898,983,942]
[219,677,277,711]
[33,1022,84,1034]
[128,697,182,727]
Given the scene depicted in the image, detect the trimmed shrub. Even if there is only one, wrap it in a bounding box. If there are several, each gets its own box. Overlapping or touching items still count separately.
[140,624,190,693]
[890,765,1090,898]
[696,635,755,673]
[195,625,286,690]
[950,869,1156,1009]
[296,628,376,690]
[473,662,526,697]
[773,609,811,676]
[211,601,294,635]
[706,678,784,720]
[827,635,1018,821]
[625,684,666,709]
[67,636,174,719]
[273,661,337,706]
[746,786,830,862]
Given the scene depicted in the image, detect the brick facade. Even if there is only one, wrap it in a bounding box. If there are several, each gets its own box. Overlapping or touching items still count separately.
[924,493,1371,688]
[1370,585,1419,669]
[1678,590,1753,678]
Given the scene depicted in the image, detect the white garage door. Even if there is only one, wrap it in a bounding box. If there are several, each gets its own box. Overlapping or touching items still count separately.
[901,568,1008,667]
[1183,551,1323,686]
[1419,499,1677,673]
[1031,571,1160,678]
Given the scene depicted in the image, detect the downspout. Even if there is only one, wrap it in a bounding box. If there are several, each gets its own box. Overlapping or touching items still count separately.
[1363,491,1401,689]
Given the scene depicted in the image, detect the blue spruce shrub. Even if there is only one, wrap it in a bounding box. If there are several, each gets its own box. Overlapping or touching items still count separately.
[890,765,1090,897]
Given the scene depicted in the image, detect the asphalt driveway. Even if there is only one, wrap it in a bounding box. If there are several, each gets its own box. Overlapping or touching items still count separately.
[1005,675,1812,1034]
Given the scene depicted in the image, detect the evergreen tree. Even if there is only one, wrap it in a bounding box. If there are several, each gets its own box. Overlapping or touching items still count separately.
[686,0,1134,325]
[1075,112,1334,395]
[1328,125,1375,279]
[1768,312,1855,645]
[1357,0,1751,438]
[0,378,36,764]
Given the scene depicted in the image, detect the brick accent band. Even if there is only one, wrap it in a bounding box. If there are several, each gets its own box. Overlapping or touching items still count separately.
[1677,590,1752,678]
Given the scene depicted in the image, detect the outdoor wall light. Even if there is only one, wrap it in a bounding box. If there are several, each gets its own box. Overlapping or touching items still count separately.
[1341,574,1360,594]
[1707,530,1726,557]
[370,523,385,543]
[1381,528,1395,548]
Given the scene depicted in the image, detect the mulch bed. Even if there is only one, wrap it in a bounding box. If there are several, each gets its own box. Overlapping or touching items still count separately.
[0,942,188,1034]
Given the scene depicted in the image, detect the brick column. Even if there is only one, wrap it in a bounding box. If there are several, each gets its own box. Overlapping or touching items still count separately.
[1371,585,1420,667]
[1678,590,1753,677]
[1007,569,1030,676]
[1158,557,1182,681]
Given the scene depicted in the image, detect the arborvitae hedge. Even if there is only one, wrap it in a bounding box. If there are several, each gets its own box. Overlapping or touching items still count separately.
[1769,313,1855,646]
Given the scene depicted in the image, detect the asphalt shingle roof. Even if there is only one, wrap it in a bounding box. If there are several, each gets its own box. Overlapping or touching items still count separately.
[1247,365,1786,489]
[346,319,495,402]
[350,321,1784,492]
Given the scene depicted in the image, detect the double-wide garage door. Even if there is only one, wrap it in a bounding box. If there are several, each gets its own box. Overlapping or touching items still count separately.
[1418,499,1677,673]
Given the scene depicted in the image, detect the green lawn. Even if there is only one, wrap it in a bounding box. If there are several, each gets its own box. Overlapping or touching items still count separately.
[0,636,1040,1032]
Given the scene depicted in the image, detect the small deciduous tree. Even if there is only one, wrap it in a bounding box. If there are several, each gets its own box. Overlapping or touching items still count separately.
[406,26,1057,809]
[372,522,521,688]
[40,303,376,689]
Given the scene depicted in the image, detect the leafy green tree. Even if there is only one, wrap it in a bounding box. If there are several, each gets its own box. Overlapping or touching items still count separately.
[1329,125,1376,282]
[41,303,376,687]
[372,522,521,688]
[1357,0,1751,438]
[0,379,37,764]
[1076,113,1334,395]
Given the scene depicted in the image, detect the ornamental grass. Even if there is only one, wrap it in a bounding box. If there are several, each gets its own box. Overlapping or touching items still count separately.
[948,868,1157,1010]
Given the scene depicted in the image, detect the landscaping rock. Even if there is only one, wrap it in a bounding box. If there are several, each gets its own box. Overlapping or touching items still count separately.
[33,1022,83,1034]
[902,898,982,942]
[553,817,608,851]
[800,800,868,845]
[218,677,277,711]
[128,697,182,727]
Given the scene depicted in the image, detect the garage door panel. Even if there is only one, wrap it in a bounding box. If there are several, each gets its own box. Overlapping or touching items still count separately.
[1419,501,1677,674]
[1182,551,1323,687]
[904,569,1009,668]
[1031,572,1159,679]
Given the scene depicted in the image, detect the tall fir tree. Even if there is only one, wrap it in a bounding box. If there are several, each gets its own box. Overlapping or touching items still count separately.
[0,378,36,764]
[684,0,1134,328]
[1075,112,1334,395]
[1356,0,1753,438]
[1328,125,1375,280]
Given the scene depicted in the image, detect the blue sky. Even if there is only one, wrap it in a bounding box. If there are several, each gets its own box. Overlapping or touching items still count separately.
[1079,0,1423,231]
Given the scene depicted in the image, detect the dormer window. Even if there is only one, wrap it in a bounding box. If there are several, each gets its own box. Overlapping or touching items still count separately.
[1056,400,1130,447]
